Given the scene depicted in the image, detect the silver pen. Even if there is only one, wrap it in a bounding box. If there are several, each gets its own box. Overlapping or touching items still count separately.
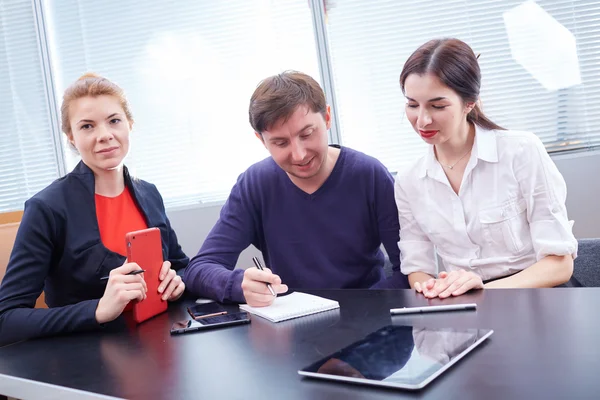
[390,303,477,315]
[252,256,276,297]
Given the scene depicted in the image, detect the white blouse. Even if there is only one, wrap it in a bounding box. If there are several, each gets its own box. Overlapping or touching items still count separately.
[395,127,577,281]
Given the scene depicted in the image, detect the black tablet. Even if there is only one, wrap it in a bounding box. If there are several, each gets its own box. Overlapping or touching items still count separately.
[298,325,493,390]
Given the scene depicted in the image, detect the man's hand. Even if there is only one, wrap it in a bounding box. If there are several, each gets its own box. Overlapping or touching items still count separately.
[241,267,288,307]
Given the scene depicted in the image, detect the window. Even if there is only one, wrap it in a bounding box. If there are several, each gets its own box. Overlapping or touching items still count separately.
[324,0,600,173]
[4,1,599,212]
[0,0,61,212]
[44,0,320,207]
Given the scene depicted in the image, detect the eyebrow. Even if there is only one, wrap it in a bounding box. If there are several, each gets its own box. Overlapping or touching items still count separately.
[406,96,448,102]
[268,124,314,142]
[268,136,287,142]
[76,113,121,125]
[294,124,314,136]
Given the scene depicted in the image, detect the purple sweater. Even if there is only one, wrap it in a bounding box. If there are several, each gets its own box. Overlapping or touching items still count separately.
[184,146,408,303]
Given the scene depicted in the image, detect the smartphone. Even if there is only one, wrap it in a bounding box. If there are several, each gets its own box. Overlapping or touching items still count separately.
[187,303,228,320]
[170,312,251,335]
[126,228,167,324]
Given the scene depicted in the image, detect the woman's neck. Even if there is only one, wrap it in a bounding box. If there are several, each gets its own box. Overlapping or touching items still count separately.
[93,166,125,197]
[435,122,475,162]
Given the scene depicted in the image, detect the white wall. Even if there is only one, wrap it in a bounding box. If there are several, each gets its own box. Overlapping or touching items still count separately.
[168,151,600,266]
[168,203,260,269]
[552,150,600,239]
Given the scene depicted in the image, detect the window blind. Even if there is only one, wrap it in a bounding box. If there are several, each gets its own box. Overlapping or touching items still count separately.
[325,0,600,173]
[0,0,60,212]
[44,0,321,207]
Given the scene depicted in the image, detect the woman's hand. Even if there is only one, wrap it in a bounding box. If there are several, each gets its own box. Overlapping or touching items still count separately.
[416,270,484,299]
[157,261,185,301]
[96,262,147,324]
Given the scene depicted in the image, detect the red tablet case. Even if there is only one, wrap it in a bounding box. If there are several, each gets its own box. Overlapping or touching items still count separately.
[126,228,168,323]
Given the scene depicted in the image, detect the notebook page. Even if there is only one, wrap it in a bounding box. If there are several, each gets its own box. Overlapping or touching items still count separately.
[239,292,339,322]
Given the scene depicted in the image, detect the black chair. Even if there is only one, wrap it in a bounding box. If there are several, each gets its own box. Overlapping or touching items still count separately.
[565,238,600,287]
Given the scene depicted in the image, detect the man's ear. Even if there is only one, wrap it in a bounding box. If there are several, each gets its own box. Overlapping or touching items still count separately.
[255,131,265,144]
[325,105,332,130]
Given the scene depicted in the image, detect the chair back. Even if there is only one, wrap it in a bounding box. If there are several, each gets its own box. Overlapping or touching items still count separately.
[570,238,600,287]
[0,211,47,308]
[0,211,23,283]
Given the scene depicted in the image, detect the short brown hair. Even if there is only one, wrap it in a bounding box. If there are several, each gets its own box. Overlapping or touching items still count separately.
[61,72,134,139]
[249,71,327,133]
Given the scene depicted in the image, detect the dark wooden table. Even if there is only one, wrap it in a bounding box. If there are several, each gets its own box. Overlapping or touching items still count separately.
[0,289,598,400]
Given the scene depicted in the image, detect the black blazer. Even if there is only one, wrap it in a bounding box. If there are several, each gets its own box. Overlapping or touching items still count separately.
[0,161,188,344]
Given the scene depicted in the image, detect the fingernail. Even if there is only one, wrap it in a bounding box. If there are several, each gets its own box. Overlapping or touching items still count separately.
[158,287,163,293]
[162,295,167,300]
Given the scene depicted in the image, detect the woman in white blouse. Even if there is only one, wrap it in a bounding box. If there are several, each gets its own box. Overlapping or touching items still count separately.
[396,38,577,298]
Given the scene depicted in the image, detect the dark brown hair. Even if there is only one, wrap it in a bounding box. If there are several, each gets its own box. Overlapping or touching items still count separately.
[249,71,327,133]
[400,38,504,131]
[61,72,134,139]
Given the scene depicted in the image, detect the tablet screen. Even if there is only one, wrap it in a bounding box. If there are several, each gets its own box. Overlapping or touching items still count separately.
[299,325,492,390]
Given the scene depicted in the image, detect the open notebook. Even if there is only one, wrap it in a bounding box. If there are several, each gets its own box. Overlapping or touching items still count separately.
[239,292,340,323]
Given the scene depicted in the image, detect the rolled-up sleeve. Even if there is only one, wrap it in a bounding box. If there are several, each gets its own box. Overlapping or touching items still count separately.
[395,175,437,276]
[514,134,578,261]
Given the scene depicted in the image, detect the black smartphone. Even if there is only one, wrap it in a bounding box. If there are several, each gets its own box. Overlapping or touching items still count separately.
[187,303,227,320]
[170,312,251,335]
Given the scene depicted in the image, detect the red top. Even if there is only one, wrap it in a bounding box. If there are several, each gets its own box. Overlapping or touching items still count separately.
[95,187,148,257]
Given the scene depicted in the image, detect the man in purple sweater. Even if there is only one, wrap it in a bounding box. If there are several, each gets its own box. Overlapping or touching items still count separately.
[183,71,408,306]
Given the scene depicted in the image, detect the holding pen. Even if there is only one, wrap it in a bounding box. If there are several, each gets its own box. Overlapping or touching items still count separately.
[252,257,276,297]
[100,269,146,281]
[242,257,288,307]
